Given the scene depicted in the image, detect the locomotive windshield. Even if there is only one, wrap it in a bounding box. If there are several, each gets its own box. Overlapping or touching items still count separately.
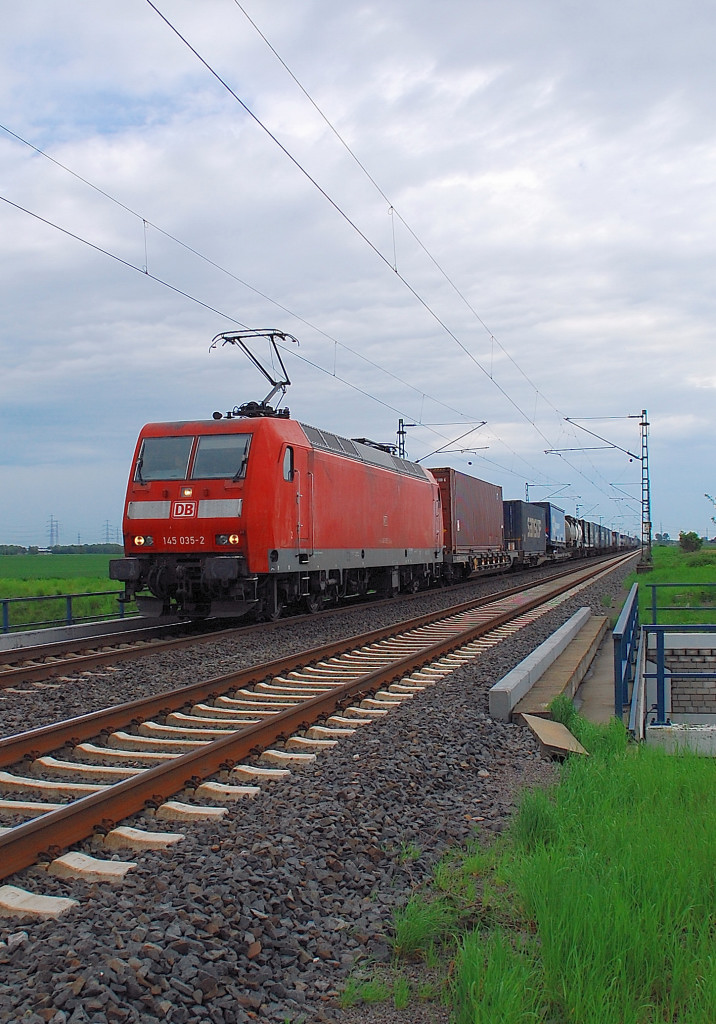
[135,436,193,481]
[191,433,252,480]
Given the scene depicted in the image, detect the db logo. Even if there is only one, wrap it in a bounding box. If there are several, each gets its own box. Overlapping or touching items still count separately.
[172,501,197,518]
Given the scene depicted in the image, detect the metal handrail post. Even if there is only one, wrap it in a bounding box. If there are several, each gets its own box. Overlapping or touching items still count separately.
[613,583,639,717]
[655,628,666,724]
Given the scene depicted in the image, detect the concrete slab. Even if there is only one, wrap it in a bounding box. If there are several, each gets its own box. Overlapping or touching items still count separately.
[489,608,593,721]
[646,723,716,755]
[0,798,65,816]
[48,852,137,882]
[260,749,317,766]
[284,736,338,751]
[521,713,588,758]
[32,755,140,780]
[155,801,227,821]
[195,781,261,801]
[325,715,374,727]
[0,884,78,918]
[0,617,163,652]
[104,826,185,850]
[512,615,608,719]
[0,770,107,798]
[231,764,291,780]
[574,634,616,724]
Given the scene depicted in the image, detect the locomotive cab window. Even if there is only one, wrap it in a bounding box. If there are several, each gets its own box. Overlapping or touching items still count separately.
[135,436,193,481]
[191,433,252,480]
[283,446,294,482]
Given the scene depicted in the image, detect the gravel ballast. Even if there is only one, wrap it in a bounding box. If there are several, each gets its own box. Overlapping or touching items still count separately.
[0,558,636,1023]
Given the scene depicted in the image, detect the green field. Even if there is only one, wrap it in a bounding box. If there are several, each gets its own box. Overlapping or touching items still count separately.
[0,554,114,583]
[624,545,716,624]
[0,554,130,630]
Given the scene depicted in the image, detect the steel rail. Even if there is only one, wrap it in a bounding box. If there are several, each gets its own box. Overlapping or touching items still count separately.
[0,553,630,880]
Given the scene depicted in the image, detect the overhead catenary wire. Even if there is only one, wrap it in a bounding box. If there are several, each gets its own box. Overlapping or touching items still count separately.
[0,122,559,487]
[0,188,535,481]
[230,0,562,416]
[0,72,637,521]
[143,1,637,514]
[0,182,637,516]
[143,0,563,444]
[228,3,640,512]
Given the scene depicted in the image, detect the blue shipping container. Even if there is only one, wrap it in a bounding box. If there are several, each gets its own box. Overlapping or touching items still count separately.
[535,502,566,548]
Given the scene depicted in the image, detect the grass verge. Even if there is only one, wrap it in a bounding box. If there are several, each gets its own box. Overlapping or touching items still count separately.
[341,706,716,1023]
[624,545,716,624]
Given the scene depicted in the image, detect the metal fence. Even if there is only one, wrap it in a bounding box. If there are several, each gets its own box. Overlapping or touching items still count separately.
[1,590,136,633]
[640,624,716,726]
[613,583,640,718]
[647,582,716,624]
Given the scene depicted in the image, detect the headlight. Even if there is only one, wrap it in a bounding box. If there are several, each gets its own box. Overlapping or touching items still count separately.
[229,534,240,545]
[134,535,145,546]
[215,534,229,545]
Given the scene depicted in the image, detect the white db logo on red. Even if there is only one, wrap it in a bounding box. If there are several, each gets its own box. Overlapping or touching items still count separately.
[172,501,197,518]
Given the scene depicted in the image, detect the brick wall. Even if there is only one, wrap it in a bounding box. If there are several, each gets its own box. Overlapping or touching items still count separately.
[664,650,716,714]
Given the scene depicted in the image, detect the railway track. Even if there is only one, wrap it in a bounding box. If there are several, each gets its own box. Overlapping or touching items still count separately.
[0,559,615,690]
[0,554,628,912]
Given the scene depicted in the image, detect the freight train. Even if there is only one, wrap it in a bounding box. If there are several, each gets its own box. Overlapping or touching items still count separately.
[109,405,639,619]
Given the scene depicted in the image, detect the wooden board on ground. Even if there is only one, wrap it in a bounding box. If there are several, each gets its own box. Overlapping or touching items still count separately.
[520,712,588,758]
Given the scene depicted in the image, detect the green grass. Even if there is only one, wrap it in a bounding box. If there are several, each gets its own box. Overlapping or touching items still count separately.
[625,545,716,624]
[452,712,716,1024]
[0,554,131,629]
[344,710,716,1022]
[391,894,460,959]
[0,553,115,581]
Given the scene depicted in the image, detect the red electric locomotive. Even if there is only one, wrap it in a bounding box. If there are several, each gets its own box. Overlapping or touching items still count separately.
[110,405,443,619]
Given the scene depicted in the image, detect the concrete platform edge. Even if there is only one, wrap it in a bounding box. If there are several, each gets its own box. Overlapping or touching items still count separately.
[489,607,592,721]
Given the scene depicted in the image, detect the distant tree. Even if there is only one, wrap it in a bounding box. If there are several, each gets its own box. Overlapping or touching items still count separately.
[0,545,27,555]
[50,544,123,555]
[679,531,702,552]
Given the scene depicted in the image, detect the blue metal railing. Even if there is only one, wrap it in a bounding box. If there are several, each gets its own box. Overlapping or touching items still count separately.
[613,583,640,718]
[1,590,136,633]
[641,624,716,726]
[647,582,716,624]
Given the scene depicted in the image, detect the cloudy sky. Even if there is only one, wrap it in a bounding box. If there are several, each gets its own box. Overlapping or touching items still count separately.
[1,0,714,547]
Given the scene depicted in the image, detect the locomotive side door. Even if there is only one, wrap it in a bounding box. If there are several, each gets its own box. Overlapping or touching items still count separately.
[287,444,314,558]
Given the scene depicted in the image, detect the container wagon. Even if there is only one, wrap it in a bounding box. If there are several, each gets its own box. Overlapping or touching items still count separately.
[431,467,511,578]
[502,500,547,564]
